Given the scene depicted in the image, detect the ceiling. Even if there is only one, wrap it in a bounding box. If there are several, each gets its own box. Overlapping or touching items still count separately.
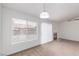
[3,3,79,21]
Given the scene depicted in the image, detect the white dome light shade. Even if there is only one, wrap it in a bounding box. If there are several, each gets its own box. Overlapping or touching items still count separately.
[40,11,50,19]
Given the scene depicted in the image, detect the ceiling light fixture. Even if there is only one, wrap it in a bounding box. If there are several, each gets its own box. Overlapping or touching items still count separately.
[40,3,50,19]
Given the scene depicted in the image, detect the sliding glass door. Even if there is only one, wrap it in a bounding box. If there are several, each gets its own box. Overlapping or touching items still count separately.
[41,22,53,44]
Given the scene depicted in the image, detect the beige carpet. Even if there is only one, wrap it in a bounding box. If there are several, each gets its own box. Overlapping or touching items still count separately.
[10,39,79,56]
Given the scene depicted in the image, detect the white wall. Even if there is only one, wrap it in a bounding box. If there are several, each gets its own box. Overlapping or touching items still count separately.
[52,22,59,33]
[52,22,61,39]
[2,6,53,55]
[59,20,79,41]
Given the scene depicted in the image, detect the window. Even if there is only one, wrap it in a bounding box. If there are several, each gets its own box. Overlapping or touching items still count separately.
[11,18,38,44]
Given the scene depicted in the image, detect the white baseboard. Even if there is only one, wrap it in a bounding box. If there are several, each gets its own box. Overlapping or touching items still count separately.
[59,37,79,42]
